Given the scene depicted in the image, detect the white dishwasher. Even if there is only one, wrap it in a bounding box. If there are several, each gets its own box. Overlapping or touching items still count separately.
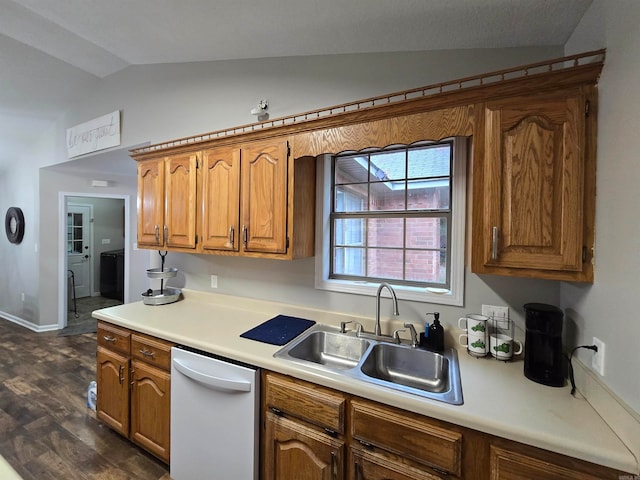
[170,346,260,480]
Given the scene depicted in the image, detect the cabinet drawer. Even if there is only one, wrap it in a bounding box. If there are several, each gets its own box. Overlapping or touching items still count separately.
[131,333,174,371]
[350,447,445,480]
[489,442,625,480]
[97,322,131,355]
[264,372,346,434]
[351,399,462,477]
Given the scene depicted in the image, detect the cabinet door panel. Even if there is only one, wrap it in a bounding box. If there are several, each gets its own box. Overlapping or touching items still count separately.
[165,153,198,248]
[137,158,164,246]
[482,94,584,272]
[241,139,288,253]
[130,360,171,463]
[264,412,344,480]
[201,146,240,251]
[96,346,130,436]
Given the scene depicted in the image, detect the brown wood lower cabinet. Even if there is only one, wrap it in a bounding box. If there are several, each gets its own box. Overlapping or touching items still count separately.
[264,411,345,479]
[130,360,171,461]
[350,398,463,478]
[262,372,630,480]
[489,439,625,480]
[96,322,173,464]
[263,371,346,479]
[96,345,129,435]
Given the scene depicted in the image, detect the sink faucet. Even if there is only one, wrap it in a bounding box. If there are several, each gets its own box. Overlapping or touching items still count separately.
[375,283,399,336]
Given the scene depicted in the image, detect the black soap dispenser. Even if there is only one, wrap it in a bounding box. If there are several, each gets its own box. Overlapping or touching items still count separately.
[422,312,444,352]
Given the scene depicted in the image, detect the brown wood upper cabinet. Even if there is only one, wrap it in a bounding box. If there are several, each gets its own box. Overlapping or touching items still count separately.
[137,153,198,249]
[201,137,316,259]
[472,88,596,282]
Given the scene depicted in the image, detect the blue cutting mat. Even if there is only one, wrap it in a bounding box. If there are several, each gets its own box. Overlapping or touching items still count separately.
[240,315,315,345]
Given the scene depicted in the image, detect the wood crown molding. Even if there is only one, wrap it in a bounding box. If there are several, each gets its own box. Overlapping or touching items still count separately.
[130,49,605,161]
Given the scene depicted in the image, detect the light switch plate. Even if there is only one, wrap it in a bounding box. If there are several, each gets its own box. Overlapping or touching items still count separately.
[210,275,218,288]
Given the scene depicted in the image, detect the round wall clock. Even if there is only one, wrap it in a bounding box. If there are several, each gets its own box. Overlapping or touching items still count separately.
[5,207,25,244]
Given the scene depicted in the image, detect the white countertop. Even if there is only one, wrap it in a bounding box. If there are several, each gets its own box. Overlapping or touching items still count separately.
[0,455,22,480]
[93,289,638,474]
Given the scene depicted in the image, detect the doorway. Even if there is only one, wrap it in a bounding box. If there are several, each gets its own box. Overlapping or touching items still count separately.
[67,203,93,299]
[59,193,130,329]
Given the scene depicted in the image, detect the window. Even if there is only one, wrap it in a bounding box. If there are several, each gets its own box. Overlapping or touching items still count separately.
[315,138,467,306]
[67,212,84,254]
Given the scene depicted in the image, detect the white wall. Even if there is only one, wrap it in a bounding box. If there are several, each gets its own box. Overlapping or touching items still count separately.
[563,0,640,414]
[0,125,58,325]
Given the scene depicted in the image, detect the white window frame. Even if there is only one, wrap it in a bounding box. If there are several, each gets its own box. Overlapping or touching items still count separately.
[314,137,467,306]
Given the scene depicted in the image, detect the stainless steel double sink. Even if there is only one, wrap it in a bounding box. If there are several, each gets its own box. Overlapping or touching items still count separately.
[274,325,463,405]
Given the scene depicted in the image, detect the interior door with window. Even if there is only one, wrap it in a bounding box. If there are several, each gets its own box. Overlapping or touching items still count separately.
[67,204,92,299]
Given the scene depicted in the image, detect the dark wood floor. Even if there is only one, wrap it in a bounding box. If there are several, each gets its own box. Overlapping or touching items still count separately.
[0,318,170,479]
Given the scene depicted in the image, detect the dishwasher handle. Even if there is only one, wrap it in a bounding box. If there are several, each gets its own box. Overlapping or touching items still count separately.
[172,358,252,392]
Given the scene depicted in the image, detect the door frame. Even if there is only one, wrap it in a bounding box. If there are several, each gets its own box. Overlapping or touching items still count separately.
[67,202,94,299]
[57,192,131,329]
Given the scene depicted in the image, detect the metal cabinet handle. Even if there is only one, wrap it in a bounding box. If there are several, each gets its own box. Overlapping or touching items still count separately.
[103,335,116,343]
[242,225,248,247]
[359,440,373,449]
[330,451,336,480]
[228,225,234,246]
[491,226,499,260]
[154,225,159,242]
[139,349,155,358]
[354,460,360,480]
[118,365,125,384]
[130,369,135,387]
[163,225,168,244]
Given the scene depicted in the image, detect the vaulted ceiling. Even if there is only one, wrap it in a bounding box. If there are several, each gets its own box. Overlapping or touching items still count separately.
[0,0,593,169]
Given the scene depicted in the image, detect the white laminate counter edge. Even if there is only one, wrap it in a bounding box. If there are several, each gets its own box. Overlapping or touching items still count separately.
[92,290,639,474]
[0,455,22,480]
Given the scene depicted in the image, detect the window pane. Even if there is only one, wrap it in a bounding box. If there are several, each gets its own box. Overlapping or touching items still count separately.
[334,218,364,246]
[334,247,365,276]
[72,240,83,254]
[406,217,447,249]
[406,250,446,284]
[369,150,405,181]
[407,181,450,209]
[335,185,367,213]
[369,181,406,211]
[335,155,370,184]
[367,248,403,279]
[367,218,404,248]
[408,145,450,179]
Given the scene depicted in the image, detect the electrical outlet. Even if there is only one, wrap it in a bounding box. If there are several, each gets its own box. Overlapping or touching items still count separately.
[101,238,111,245]
[210,275,218,289]
[481,304,509,320]
[592,337,605,376]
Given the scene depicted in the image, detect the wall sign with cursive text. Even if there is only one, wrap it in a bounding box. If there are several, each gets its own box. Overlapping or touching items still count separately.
[66,110,121,158]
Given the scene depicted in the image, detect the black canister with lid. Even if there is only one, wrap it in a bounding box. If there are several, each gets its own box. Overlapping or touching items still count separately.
[523,303,565,387]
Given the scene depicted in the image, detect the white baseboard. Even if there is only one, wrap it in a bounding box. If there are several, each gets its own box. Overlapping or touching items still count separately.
[573,358,640,468]
[0,311,59,332]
